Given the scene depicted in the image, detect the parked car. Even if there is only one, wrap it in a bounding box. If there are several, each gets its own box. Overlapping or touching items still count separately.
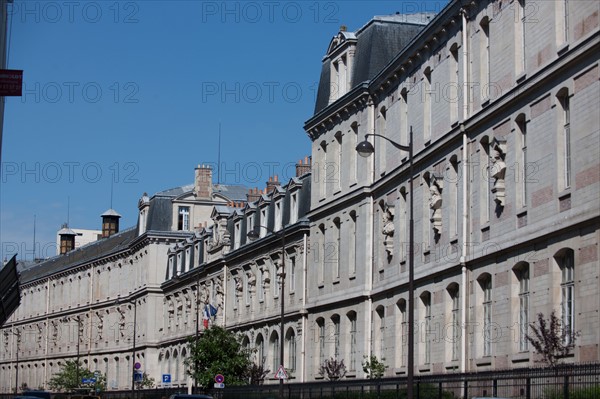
[168,395,213,399]
[22,392,51,399]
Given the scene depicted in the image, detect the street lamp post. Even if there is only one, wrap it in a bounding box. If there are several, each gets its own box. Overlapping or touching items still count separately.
[11,328,21,394]
[61,316,82,388]
[247,224,286,399]
[131,299,137,399]
[194,270,201,391]
[356,127,414,399]
[116,298,137,398]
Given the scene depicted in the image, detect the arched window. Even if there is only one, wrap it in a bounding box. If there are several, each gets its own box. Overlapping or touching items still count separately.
[347,311,357,371]
[420,292,432,364]
[331,314,341,359]
[255,334,265,365]
[316,318,325,366]
[270,331,280,371]
[286,328,296,372]
[447,284,460,361]
[397,299,407,367]
[513,262,530,351]
[478,273,493,356]
[557,249,575,344]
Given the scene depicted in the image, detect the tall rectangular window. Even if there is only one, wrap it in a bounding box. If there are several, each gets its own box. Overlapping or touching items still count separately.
[423,295,431,364]
[178,206,190,230]
[334,218,341,279]
[518,266,530,351]
[319,321,325,365]
[260,208,268,237]
[258,268,264,302]
[516,116,528,208]
[483,278,493,356]
[290,257,296,293]
[234,222,241,249]
[400,302,407,367]
[562,95,571,188]
[349,314,357,370]
[333,318,340,359]
[561,251,575,344]
[423,69,432,143]
[290,193,298,224]
[288,332,297,371]
[274,200,283,231]
[349,212,357,275]
[480,18,490,99]
[451,289,460,361]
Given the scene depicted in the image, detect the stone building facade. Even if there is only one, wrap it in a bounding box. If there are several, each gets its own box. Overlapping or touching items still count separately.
[304,0,599,379]
[0,0,599,392]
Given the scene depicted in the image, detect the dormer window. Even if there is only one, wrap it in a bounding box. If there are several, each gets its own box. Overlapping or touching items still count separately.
[274,200,283,231]
[260,208,269,238]
[290,192,298,224]
[246,213,255,237]
[178,206,190,230]
[234,221,241,249]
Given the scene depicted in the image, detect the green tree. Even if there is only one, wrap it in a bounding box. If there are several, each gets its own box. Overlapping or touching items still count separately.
[527,311,580,368]
[185,325,252,389]
[362,355,388,379]
[319,357,347,381]
[135,372,155,389]
[48,360,106,392]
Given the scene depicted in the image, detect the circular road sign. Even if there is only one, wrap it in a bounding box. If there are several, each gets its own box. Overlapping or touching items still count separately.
[134,362,141,370]
[214,374,224,384]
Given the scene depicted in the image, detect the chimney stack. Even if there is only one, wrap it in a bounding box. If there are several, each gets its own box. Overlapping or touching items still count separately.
[296,156,312,177]
[101,209,121,238]
[266,175,280,194]
[247,187,261,203]
[194,164,213,199]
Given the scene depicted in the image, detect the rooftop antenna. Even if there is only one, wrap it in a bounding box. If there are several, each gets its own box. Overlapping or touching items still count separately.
[217,122,222,184]
[33,214,36,260]
[67,196,70,225]
[110,178,114,209]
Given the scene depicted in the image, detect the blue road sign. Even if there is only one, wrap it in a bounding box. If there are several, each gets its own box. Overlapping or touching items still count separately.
[162,374,171,383]
[134,372,143,382]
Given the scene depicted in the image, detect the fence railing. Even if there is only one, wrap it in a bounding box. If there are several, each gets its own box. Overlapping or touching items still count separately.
[2,363,599,399]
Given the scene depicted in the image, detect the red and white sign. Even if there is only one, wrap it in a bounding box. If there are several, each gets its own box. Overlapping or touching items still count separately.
[0,69,23,96]
[275,365,288,380]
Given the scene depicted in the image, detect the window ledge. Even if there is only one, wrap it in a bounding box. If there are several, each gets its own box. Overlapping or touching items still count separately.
[557,43,569,56]
[516,208,528,218]
[558,190,571,200]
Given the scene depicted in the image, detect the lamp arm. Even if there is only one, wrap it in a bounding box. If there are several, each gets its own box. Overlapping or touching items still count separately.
[363,133,410,152]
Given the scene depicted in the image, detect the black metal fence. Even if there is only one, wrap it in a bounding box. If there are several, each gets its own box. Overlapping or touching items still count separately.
[3,363,599,399]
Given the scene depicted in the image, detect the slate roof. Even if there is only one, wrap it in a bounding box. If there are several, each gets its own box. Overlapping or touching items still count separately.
[314,13,434,114]
[155,183,248,202]
[18,227,138,285]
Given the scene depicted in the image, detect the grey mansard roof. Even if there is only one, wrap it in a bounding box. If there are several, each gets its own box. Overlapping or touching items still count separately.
[18,227,138,284]
[155,183,248,202]
[314,13,434,114]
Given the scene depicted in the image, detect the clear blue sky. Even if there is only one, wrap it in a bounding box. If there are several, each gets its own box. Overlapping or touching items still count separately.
[1,0,449,262]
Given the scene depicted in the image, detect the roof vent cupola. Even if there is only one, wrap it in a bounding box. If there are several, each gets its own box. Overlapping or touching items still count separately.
[58,223,77,254]
[101,209,121,238]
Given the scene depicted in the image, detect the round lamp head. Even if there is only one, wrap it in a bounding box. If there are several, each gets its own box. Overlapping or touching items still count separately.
[247,228,260,241]
[356,139,375,158]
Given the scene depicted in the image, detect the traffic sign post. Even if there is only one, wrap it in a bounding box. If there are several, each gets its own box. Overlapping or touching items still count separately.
[134,372,143,383]
[162,374,171,385]
[275,365,288,380]
[214,374,225,389]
